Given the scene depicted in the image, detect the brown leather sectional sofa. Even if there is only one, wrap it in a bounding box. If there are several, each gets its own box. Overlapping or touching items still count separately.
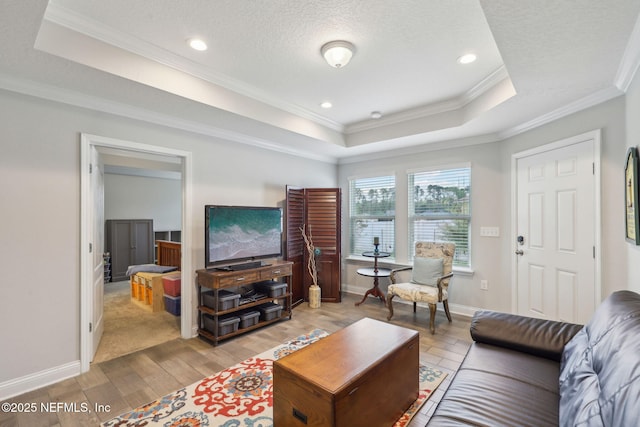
[427,290,640,426]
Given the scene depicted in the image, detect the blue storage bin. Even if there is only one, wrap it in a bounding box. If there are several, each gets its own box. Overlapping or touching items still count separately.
[164,294,181,316]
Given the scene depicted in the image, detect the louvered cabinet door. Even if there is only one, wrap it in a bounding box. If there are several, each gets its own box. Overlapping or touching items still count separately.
[285,187,342,303]
[285,186,305,306]
[305,188,342,302]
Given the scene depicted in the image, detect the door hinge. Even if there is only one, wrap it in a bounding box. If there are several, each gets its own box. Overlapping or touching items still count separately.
[89,322,93,332]
[593,246,596,258]
[89,163,93,174]
[89,243,93,253]
[593,162,595,174]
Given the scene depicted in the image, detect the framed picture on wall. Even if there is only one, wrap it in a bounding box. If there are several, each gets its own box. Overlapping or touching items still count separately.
[625,147,640,244]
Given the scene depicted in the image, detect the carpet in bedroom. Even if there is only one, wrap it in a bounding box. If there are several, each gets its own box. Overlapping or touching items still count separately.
[93,281,181,364]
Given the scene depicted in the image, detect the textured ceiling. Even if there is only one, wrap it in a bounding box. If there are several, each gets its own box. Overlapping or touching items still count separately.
[45,0,505,125]
[1,0,639,162]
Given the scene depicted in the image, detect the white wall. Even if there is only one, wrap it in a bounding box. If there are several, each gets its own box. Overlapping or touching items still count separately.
[104,173,182,231]
[0,89,336,394]
[338,95,628,315]
[626,67,640,294]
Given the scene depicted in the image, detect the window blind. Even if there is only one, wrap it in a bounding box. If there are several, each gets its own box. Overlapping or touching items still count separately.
[408,167,471,267]
[349,175,396,256]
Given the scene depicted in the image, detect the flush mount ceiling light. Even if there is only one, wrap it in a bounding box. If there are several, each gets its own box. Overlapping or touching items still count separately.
[321,40,355,68]
[320,101,333,109]
[188,38,208,51]
[370,111,382,119]
[457,53,477,64]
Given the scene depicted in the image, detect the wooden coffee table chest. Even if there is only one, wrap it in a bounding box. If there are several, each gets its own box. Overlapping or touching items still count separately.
[273,317,419,427]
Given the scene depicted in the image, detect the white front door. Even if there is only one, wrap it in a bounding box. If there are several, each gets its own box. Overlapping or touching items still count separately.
[90,146,105,359]
[515,133,599,324]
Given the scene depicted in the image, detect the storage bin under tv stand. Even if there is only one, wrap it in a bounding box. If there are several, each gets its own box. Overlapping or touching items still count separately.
[195,260,293,345]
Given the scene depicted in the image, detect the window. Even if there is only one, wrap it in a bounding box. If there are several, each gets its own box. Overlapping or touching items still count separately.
[408,166,471,267]
[349,175,396,257]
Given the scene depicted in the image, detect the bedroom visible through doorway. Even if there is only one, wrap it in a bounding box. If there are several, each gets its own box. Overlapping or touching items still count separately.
[80,133,193,373]
[95,158,183,363]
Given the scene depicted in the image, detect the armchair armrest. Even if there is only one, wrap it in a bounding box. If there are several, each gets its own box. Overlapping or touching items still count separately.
[390,266,413,284]
[436,272,453,285]
[470,310,583,362]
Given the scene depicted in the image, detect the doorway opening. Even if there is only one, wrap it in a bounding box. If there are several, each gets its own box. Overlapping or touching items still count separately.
[95,158,182,363]
[80,133,193,372]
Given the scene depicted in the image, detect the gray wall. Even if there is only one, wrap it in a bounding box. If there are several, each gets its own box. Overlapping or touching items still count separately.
[499,97,628,302]
[0,69,637,397]
[626,66,640,294]
[339,95,628,315]
[339,141,505,314]
[104,173,182,232]
[0,89,337,388]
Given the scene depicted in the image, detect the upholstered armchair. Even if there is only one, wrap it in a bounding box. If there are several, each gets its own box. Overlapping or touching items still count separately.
[387,242,455,334]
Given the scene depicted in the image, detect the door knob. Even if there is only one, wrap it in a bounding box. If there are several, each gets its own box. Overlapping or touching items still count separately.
[515,249,524,256]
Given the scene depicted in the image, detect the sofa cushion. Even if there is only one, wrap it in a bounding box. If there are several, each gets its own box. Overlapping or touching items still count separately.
[471,310,582,362]
[428,343,561,426]
[559,290,640,427]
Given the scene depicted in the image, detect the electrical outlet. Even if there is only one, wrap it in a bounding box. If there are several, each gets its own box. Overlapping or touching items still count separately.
[480,280,488,290]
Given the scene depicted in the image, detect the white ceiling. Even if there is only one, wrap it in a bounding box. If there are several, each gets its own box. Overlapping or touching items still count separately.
[2,1,640,163]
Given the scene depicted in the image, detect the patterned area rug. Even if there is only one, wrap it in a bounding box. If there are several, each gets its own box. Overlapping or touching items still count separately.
[102,329,447,427]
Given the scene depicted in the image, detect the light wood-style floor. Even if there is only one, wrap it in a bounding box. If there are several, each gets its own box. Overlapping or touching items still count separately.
[1,293,472,427]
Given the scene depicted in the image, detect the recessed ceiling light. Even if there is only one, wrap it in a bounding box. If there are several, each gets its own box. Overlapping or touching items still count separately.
[457,53,477,64]
[320,101,332,109]
[188,38,208,51]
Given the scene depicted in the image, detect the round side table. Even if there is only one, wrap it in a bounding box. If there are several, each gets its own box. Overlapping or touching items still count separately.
[355,251,391,306]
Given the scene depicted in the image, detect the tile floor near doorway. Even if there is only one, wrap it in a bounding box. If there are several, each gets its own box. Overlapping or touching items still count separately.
[1,293,472,427]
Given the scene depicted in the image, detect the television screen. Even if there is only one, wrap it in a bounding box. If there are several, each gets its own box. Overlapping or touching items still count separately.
[205,205,282,268]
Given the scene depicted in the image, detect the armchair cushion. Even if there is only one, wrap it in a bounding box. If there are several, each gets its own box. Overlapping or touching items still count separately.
[411,257,443,286]
[387,282,446,304]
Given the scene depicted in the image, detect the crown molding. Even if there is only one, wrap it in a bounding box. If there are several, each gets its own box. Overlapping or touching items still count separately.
[498,86,623,140]
[0,73,338,164]
[345,66,510,134]
[345,98,461,134]
[338,133,501,164]
[43,3,344,133]
[460,66,510,105]
[615,12,640,92]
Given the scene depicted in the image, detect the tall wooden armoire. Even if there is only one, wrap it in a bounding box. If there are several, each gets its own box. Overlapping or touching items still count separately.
[285,187,342,305]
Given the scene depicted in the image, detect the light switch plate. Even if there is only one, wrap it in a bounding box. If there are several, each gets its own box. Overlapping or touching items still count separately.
[480,226,500,237]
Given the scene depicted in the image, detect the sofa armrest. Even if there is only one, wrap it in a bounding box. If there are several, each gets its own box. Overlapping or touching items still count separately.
[470,310,583,362]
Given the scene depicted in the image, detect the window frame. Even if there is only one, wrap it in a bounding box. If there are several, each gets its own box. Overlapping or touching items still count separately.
[407,163,471,268]
[348,173,397,259]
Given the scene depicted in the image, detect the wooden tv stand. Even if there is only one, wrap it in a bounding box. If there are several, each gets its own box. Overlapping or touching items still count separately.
[195,260,293,345]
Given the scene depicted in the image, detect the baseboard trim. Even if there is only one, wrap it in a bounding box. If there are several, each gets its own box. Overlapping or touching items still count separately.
[342,284,480,319]
[0,361,81,401]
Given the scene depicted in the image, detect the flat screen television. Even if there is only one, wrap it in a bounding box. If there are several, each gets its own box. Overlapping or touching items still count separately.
[205,205,283,269]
